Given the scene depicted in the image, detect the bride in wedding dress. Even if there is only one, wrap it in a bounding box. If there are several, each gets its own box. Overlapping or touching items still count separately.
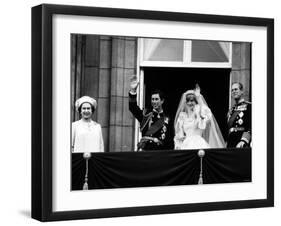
[174,85,225,150]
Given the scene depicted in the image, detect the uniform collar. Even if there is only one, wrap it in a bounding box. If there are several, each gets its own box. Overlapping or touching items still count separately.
[235,98,245,105]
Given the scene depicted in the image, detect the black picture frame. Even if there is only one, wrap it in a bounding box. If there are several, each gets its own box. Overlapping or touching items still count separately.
[32,4,274,221]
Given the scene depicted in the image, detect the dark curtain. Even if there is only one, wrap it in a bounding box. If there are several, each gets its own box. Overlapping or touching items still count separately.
[202,148,251,183]
[72,148,251,190]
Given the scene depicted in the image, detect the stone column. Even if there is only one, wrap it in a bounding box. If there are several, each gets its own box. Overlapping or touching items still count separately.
[109,37,137,152]
[71,34,85,122]
[230,43,251,106]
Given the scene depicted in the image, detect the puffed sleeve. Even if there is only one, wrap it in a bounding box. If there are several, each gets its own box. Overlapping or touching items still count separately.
[198,105,212,130]
[174,112,186,149]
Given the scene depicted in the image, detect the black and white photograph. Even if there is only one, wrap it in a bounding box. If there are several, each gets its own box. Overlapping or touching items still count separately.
[30,3,274,222]
[71,35,252,190]
[0,0,279,224]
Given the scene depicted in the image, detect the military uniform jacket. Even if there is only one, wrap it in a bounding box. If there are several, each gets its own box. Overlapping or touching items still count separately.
[129,92,170,150]
[227,99,251,148]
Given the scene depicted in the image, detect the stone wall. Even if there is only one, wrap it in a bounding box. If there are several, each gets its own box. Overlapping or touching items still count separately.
[230,43,251,106]
[71,35,137,152]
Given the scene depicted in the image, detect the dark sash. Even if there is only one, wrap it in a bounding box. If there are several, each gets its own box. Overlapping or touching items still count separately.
[140,112,153,132]
[228,110,239,128]
[144,117,165,136]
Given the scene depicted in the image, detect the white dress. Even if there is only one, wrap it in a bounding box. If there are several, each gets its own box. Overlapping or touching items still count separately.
[72,119,104,153]
[174,108,211,150]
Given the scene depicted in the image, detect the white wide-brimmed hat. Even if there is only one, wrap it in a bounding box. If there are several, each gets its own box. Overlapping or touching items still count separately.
[75,96,97,111]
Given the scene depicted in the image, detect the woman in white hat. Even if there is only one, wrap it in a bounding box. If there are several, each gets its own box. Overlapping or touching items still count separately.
[72,96,104,154]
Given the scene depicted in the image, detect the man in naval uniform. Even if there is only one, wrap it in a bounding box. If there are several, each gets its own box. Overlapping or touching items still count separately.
[129,77,171,151]
[227,82,251,148]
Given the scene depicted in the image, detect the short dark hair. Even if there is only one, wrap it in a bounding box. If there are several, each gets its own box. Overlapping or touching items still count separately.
[151,89,165,100]
[232,82,243,90]
[78,102,95,114]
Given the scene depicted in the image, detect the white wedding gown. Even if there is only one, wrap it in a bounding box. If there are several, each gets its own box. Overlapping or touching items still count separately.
[174,110,211,150]
[174,91,226,150]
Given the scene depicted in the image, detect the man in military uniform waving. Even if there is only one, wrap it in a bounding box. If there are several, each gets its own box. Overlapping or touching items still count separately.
[129,77,171,151]
[227,82,251,148]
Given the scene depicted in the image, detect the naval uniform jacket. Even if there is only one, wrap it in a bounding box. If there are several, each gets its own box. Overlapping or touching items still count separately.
[227,99,251,148]
[129,92,170,151]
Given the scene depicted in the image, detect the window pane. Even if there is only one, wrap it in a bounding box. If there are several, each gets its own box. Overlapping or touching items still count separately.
[191,41,230,62]
[143,38,184,61]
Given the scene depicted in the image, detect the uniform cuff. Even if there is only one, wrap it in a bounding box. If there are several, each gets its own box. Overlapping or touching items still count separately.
[241,137,249,144]
[242,131,251,143]
[129,90,137,95]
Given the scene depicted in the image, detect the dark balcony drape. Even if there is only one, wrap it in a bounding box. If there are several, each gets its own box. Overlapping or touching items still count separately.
[72,148,251,190]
